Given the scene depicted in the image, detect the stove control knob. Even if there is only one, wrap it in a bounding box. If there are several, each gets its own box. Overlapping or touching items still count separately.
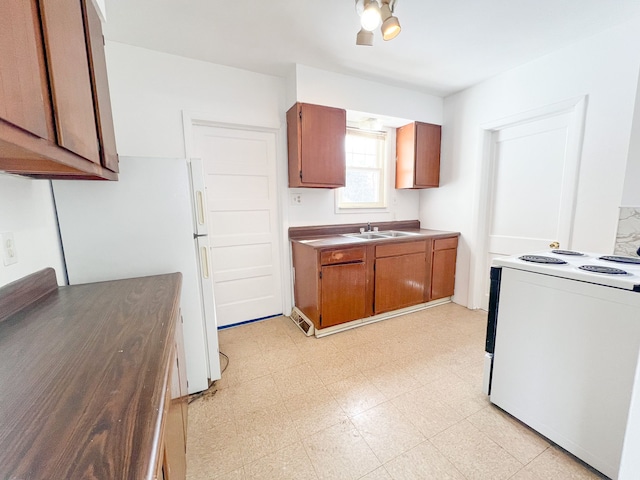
[549,241,560,249]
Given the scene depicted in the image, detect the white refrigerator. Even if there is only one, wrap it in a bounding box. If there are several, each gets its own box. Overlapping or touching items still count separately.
[52,157,220,394]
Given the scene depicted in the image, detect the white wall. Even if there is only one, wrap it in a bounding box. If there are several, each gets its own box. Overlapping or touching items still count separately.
[105,41,286,157]
[426,17,640,308]
[0,174,65,287]
[622,67,640,206]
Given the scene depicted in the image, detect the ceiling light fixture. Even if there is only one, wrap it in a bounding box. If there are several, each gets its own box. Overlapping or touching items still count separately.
[355,0,401,46]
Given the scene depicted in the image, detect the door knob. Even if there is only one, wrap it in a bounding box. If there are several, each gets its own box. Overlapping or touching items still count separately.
[549,241,560,249]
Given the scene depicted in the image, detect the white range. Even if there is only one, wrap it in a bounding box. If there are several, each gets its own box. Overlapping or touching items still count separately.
[484,250,640,480]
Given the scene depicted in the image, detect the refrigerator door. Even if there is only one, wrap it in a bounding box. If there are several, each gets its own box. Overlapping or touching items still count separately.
[190,158,209,237]
[52,157,215,394]
[196,235,221,381]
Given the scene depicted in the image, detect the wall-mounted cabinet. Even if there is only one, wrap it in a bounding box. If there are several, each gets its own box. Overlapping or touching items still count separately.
[0,0,118,180]
[286,102,346,188]
[396,121,441,189]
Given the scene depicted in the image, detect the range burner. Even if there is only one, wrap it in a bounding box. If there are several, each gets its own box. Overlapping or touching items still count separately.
[579,265,628,275]
[599,255,640,265]
[551,249,584,256]
[519,255,567,264]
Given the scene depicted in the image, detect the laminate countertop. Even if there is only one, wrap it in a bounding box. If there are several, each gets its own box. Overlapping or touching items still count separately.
[289,220,459,249]
[0,269,182,479]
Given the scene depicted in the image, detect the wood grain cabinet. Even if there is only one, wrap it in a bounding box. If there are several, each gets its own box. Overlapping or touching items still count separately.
[287,102,346,188]
[396,121,441,189]
[0,0,118,179]
[292,243,367,329]
[374,240,429,314]
[431,236,458,300]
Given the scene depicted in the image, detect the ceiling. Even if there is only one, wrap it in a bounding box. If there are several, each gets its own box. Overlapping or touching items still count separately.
[102,0,640,97]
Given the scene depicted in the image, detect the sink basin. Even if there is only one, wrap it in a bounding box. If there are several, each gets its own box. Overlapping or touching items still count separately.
[342,232,388,240]
[376,230,420,238]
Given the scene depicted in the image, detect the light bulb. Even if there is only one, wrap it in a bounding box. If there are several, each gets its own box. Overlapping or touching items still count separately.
[360,0,381,31]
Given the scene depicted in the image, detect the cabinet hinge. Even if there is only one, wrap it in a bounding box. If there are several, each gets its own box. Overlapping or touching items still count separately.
[300,170,303,180]
[319,271,322,279]
[319,314,322,326]
[299,111,303,120]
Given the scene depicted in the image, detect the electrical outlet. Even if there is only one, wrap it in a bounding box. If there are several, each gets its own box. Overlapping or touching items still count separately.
[1,232,18,266]
[290,193,302,206]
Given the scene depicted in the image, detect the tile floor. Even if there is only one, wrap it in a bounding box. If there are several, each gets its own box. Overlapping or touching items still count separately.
[186,303,607,480]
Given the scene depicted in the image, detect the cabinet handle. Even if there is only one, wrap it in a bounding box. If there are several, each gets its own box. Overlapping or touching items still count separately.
[196,191,206,225]
[201,246,210,279]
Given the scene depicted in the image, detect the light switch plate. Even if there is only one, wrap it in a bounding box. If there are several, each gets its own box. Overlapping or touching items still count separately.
[1,232,18,266]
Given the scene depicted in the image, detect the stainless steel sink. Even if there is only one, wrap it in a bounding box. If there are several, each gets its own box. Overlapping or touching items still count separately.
[342,232,388,240]
[376,230,420,238]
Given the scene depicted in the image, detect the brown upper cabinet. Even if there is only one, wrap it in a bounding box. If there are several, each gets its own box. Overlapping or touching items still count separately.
[395,121,441,189]
[287,102,346,188]
[0,0,118,180]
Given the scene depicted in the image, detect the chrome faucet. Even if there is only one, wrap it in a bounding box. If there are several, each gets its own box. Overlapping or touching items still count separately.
[366,222,372,232]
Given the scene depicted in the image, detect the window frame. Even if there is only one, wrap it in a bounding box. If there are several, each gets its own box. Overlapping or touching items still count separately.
[335,127,388,211]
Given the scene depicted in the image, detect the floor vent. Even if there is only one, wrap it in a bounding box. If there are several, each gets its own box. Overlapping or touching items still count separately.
[290,308,314,336]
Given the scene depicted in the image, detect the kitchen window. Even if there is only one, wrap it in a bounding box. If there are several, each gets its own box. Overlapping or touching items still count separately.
[336,128,387,210]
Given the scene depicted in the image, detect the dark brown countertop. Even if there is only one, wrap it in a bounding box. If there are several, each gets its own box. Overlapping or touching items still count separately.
[289,220,459,249]
[0,270,182,480]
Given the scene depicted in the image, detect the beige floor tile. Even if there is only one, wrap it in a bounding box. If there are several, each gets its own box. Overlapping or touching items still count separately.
[467,406,550,464]
[360,466,393,479]
[272,362,325,399]
[187,428,244,479]
[362,359,423,400]
[303,419,381,480]
[431,420,523,480]
[284,386,349,438]
[391,386,463,438]
[236,402,300,464]
[244,443,318,480]
[226,374,282,415]
[308,349,360,385]
[430,372,490,417]
[262,344,307,374]
[384,440,465,480]
[511,446,607,480]
[342,341,388,371]
[351,402,425,463]
[325,372,387,417]
[187,304,606,480]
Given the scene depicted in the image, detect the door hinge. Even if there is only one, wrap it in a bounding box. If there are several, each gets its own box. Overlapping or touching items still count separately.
[299,110,303,120]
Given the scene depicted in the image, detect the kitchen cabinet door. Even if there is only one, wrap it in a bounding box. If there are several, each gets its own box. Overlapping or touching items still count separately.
[396,121,441,189]
[375,252,427,314]
[287,102,346,188]
[0,0,54,141]
[321,262,366,328]
[40,0,100,164]
[0,0,117,180]
[431,237,458,300]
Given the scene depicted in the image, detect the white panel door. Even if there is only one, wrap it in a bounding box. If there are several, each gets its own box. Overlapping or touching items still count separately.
[193,125,282,327]
[482,110,582,308]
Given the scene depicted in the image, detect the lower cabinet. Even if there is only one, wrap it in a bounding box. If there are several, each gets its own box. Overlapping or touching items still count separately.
[374,240,428,314]
[321,261,367,327]
[431,236,458,300]
[291,234,458,331]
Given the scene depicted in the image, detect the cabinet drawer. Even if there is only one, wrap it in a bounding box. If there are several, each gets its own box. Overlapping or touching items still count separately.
[376,240,426,258]
[321,247,365,265]
[433,236,458,251]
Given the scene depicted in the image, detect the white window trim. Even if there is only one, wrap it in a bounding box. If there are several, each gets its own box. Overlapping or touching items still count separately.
[335,127,389,213]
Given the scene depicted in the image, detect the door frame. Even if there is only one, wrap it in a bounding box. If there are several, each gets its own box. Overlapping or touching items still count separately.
[181,110,290,320]
[469,96,588,309]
